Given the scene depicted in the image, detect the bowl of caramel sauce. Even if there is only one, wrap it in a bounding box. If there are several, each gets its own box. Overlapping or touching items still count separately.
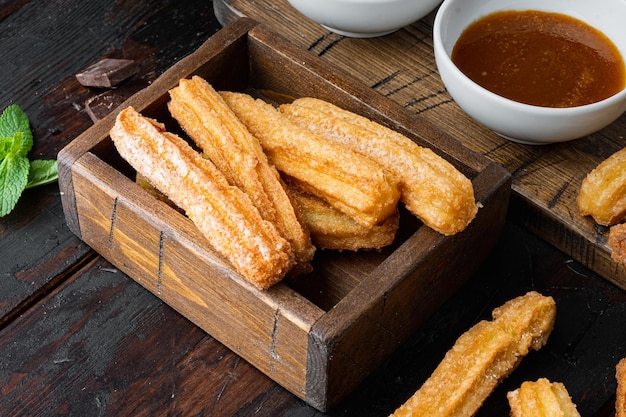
[433,0,626,144]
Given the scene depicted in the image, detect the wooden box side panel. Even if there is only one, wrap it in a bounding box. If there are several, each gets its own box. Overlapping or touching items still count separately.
[70,153,322,399]
[160,236,316,398]
[510,195,626,290]
[307,162,511,410]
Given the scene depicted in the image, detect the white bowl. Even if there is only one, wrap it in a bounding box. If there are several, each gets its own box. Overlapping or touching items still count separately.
[433,0,626,144]
[287,0,443,38]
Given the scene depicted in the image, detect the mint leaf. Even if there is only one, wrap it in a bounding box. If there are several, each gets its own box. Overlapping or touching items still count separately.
[0,104,56,217]
[26,159,58,188]
[0,104,32,156]
[0,136,12,159]
[0,152,30,217]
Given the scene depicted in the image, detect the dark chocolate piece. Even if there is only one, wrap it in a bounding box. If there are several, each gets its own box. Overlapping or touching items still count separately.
[76,58,137,88]
[84,91,126,123]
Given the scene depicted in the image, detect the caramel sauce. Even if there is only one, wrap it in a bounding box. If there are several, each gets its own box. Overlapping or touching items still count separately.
[451,10,626,107]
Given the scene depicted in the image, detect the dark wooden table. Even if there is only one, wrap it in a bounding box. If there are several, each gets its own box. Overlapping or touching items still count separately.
[1,1,625,416]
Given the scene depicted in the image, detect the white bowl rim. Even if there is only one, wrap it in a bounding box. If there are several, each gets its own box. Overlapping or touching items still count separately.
[290,0,430,3]
[433,1,626,116]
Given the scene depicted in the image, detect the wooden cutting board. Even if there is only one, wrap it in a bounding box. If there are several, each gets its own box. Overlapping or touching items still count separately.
[215,0,626,290]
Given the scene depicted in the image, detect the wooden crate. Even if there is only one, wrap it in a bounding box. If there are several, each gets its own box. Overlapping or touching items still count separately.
[58,18,511,411]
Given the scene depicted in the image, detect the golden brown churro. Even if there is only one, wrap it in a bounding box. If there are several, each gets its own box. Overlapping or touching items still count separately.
[609,222,626,268]
[168,76,315,272]
[279,97,478,235]
[390,291,556,417]
[578,146,626,226]
[289,186,399,251]
[507,378,581,417]
[220,91,400,229]
[617,358,626,417]
[110,106,294,289]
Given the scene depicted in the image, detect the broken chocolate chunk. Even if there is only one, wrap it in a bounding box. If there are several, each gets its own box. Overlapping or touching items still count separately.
[76,58,138,88]
[84,91,126,123]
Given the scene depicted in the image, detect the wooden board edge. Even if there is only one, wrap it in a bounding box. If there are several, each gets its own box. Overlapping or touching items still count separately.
[510,193,626,290]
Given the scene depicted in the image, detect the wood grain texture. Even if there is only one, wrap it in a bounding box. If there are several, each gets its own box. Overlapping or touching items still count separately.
[0,0,221,330]
[213,0,626,291]
[0,184,92,328]
[57,19,510,411]
[2,224,624,416]
[69,150,322,400]
[3,2,626,416]
[336,223,626,417]
[0,256,299,417]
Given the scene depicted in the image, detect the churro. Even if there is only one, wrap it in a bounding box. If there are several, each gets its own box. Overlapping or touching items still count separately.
[609,222,626,268]
[617,358,626,417]
[507,378,581,417]
[390,291,556,417]
[279,97,478,235]
[110,106,294,289]
[168,76,314,272]
[289,186,399,251]
[220,91,400,229]
[578,146,626,226]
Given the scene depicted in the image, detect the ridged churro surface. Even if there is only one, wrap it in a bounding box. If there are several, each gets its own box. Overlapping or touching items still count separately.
[617,358,626,417]
[507,378,580,417]
[390,291,556,417]
[578,146,626,226]
[169,76,314,272]
[289,186,399,251]
[110,106,294,289]
[220,91,400,229]
[280,97,478,235]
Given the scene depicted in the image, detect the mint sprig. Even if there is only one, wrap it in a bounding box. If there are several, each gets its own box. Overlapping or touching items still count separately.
[0,104,58,217]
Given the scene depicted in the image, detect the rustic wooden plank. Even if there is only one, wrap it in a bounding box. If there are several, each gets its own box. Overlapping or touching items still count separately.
[0,256,301,417]
[0,0,221,326]
[1,224,624,416]
[332,224,626,417]
[2,3,625,417]
[0,184,92,327]
[213,0,626,291]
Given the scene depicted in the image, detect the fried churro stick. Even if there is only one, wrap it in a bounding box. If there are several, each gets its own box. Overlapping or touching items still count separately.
[608,222,626,269]
[617,358,626,417]
[111,107,294,289]
[220,91,400,228]
[507,378,581,417]
[168,76,314,272]
[390,291,556,417]
[280,97,478,236]
[289,186,399,251]
[578,146,626,226]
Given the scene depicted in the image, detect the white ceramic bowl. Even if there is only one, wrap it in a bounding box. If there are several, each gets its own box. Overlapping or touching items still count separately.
[287,0,443,38]
[433,0,626,144]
